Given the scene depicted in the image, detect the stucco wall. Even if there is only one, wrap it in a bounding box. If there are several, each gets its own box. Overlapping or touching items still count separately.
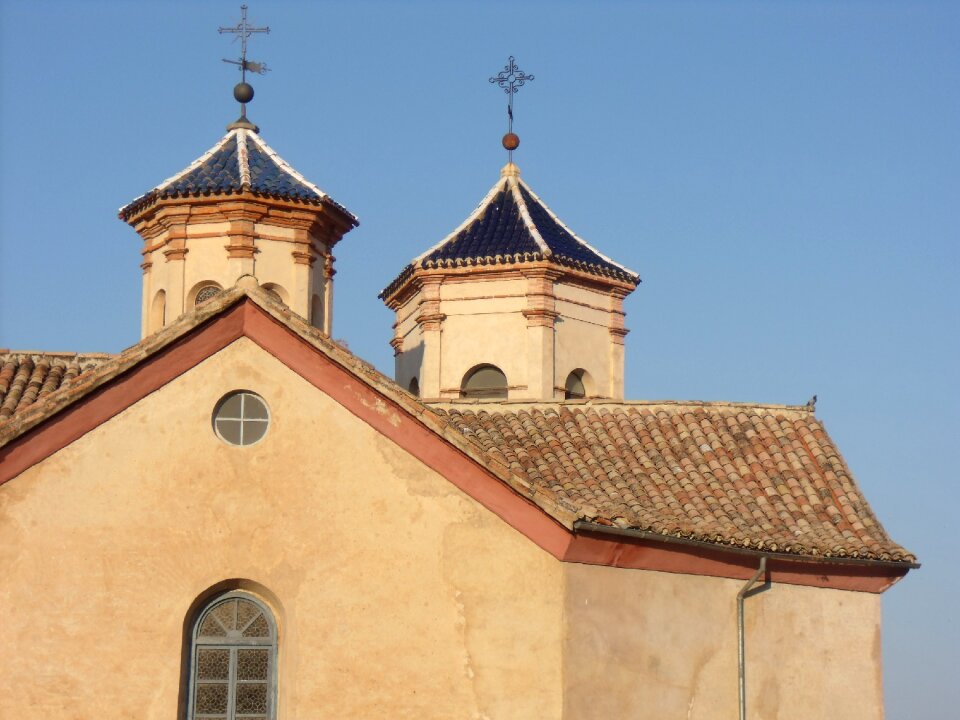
[563,563,884,720]
[393,275,625,400]
[0,338,564,719]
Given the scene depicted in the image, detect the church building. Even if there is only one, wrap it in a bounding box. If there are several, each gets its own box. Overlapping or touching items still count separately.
[0,31,914,720]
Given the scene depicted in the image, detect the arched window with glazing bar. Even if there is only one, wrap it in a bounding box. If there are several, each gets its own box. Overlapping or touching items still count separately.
[189,592,277,720]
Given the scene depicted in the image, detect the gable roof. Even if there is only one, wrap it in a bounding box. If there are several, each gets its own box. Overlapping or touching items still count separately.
[0,284,915,588]
[381,164,639,299]
[118,128,358,224]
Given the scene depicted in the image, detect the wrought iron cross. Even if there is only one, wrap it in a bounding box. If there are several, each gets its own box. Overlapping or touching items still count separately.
[219,4,271,83]
[489,56,535,136]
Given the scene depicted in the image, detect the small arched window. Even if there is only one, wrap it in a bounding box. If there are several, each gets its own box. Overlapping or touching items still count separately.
[565,369,587,399]
[195,284,222,306]
[262,283,287,305]
[189,592,277,720]
[408,377,420,397]
[460,364,508,400]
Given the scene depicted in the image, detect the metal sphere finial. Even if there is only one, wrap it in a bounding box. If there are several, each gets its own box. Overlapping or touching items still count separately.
[234,82,254,104]
[502,132,520,151]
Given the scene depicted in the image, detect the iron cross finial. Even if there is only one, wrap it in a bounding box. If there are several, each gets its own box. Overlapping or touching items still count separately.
[489,56,535,163]
[219,4,271,84]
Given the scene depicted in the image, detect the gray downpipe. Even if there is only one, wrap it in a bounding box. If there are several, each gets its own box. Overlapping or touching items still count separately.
[737,556,767,720]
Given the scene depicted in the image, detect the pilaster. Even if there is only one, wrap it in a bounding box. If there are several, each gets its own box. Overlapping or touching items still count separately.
[415,277,445,399]
[522,270,560,400]
[607,289,630,399]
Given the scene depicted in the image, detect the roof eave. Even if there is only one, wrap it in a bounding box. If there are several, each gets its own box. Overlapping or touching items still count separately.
[573,520,919,569]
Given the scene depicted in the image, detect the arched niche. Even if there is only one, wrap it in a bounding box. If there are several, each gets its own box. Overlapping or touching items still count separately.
[150,289,167,333]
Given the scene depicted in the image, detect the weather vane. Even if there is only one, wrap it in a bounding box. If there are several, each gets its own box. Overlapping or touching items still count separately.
[219,5,270,132]
[489,56,535,162]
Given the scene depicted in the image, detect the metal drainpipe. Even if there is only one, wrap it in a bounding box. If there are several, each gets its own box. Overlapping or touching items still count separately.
[738,556,767,720]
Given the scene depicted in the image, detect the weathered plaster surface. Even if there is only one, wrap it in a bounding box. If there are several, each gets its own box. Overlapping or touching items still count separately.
[0,338,563,719]
[563,562,884,720]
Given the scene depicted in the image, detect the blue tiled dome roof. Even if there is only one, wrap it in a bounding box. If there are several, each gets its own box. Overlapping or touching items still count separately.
[119,129,356,223]
[381,164,638,299]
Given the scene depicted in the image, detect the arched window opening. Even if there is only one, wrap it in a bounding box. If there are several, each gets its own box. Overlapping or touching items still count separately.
[460,364,508,400]
[189,592,277,720]
[565,369,588,400]
[261,283,287,305]
[193,283,223,307]
[150,290,167,332]
[408,377,420,397]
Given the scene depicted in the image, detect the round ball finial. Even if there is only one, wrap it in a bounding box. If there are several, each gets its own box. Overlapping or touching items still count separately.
[234,82,255,104]
[502,132,520,151]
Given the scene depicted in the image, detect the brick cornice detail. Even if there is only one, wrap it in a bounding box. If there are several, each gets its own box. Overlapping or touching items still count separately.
[522,308,560,328]
[291,250,315,266]
[416,313,446,332]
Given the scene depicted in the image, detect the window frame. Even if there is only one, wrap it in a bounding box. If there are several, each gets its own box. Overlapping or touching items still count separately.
[212,391,271,447]
[187,591,278,720]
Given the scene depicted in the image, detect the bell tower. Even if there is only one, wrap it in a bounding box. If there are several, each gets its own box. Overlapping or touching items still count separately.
[119,6,357,338]
[381,58,638,402]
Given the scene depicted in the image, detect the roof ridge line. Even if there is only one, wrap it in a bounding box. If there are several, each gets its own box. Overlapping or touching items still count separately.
[236,128,251,187]
[509,175,551,257]
[412,175,510,265]
[517,177,639,279]
[244,131,329,201]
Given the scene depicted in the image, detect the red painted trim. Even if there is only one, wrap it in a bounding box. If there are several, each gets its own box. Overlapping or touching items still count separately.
[563,531,907,593]
[0,299,908,593]
[241,304,575,560]
[0,305,247,485]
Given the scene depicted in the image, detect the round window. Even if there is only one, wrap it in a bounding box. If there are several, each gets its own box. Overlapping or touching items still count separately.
[213,391,270,446]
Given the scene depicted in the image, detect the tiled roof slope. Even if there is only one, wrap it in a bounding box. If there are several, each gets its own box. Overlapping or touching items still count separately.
[118,128,357,223]
[0,292,912,566]
[437,404,914,563]
[381,164,639,298]
[0,352,111,420]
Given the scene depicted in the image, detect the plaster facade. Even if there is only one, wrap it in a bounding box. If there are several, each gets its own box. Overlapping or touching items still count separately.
[0,332,888,720]
[0,338,564,719]
[563,563,884,720]
[388,268,631,401]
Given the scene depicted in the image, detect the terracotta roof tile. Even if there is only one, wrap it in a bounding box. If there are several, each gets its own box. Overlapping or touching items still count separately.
[436,404,914,563]
[0,290,913,566]
[0,352,111,420]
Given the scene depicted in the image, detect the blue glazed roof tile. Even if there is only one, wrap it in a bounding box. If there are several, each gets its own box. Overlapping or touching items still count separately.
[119,129,356,224]
[381,164,638,299]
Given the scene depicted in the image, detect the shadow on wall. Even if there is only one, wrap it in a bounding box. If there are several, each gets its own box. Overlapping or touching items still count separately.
[400,342,425,395]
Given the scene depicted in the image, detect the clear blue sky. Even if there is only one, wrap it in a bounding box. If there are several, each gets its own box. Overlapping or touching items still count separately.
[1,1,957,716]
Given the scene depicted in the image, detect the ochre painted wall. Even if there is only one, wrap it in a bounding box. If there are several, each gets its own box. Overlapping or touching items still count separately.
[563,563,884,720]
[0,336,886,719]
[0,338,564,719]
